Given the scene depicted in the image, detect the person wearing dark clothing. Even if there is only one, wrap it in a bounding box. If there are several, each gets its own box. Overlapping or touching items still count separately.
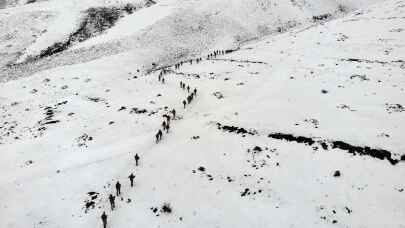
[128,173,135,187]
[165,114,170,124]
[162,121,167,130]
[134,153,140,166]
[187,86,190,93]
[183,100,186,108]
[101,212,107,228]
[171,109,176,119]
[108,194,115,210]
[156,129,163,143]
[165,123,170,133]
[155,131,160,143]
[193,88,197,96]
[115,181,121,196]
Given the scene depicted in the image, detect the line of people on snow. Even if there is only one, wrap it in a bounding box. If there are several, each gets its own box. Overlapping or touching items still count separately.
[155,108,176,143]
[173,49,233,70]
[180,81,197,109]
[206,49,228,60]
[158,69,170,84]
[101,68,201,227]
[101,154,140,228]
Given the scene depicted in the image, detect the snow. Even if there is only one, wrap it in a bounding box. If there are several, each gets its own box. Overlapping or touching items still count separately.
[1,0,385,80]
[72,0,177,49]
[0,0,405,227]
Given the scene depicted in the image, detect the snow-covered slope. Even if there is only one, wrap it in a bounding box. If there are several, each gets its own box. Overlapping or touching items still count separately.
[1,0,384,82]
[0,0,404,227]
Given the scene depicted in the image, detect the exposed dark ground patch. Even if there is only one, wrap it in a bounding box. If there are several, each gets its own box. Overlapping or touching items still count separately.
[192,166,214,181]
[349,74,369,81]
[246,145,278,170]
[385,103,404,113]
[213,91,224,99]
[341,58,404,65]
[0,101,68,143]
[83,192,100,214]
[150,202,173,216]
[216,122,404,165]
[312,13,332,22]
[268,133,403,165]
[14,0,156,63]
[240,187,264,197]
[76,133,93,148]
[216,122,257,136]
[36,101,67,133]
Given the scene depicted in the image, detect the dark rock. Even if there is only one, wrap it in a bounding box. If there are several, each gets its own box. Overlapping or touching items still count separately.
[333,170,341,177]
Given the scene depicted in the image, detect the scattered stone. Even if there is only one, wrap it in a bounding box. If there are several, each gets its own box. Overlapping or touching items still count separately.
[76,133,93,148]
[118,106,127,111]
[213,92,224,99]
[161,203,172,214]
[385,103,404,113]
[350,74,369,81]
[241,188,250,197]
[333,170,341,177]
[25,160,33,166]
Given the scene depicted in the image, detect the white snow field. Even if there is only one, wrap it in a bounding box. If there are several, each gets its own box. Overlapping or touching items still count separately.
[1,0,405,227]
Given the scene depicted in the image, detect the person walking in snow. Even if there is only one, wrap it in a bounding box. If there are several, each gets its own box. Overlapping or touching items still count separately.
[193,88,197,96]
[101,212,107,228]
[165,122,170,133]
[155,131,159,143]
[187,85,190,93]
[156,129,163,143]
[183,100,186,108]
[188,94,194,104]
[171,109,176,119]
[108,194,115,211]
[162,121,167,130]
[115,181,121,196]
[134,153,140,166]
[164,114,171,124]
[128,173,135,187]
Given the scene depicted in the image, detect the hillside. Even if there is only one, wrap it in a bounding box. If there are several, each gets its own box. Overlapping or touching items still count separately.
[1,0,383,81]
[0,0,404,228]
